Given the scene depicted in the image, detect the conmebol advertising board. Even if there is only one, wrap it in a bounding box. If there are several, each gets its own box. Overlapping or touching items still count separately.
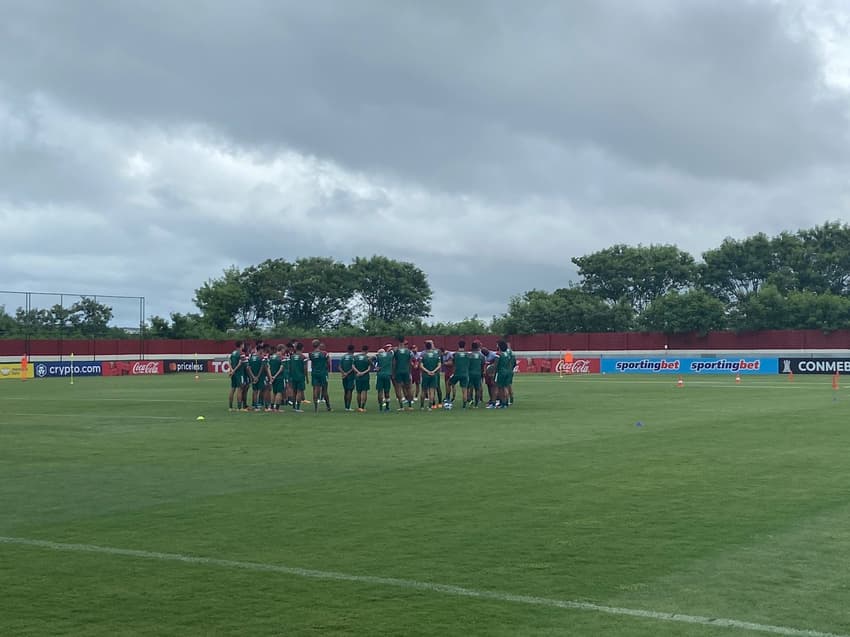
[778,358,850,375]
[601,358,777,374]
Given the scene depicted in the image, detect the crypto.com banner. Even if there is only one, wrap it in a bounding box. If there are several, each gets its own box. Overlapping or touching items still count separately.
[33,361,103,378]
[601,357,777,374]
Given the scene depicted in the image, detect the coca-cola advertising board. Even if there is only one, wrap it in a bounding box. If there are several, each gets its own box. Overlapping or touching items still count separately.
[511,358,600,373]
[551,358,600,374]
[101,361,164,376]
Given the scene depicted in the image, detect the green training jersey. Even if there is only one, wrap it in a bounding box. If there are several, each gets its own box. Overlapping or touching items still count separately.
[248,353,264,377]
[393,347,412,374]
[467,351,484,377]
[268,353,282,376]
[309,349,329,375]
[289,353,306,380]
[452,350,470,377]
[229,349,241,371]
[496,349,515,374]
[353,352,371,373]
[375,351,393,377]
[340,353,355,374]
[421,349,441,373]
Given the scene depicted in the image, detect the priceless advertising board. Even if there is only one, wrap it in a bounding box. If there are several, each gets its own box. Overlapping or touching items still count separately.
[101,361,164,376]
[33,361,103,378]
[164,360,209,374]
[0,363,35,380]
[778,357,850,375]
[601,357,777,374]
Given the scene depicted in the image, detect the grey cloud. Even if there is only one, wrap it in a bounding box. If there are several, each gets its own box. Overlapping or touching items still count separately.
[2,0,846,196]
[2,1,850,324]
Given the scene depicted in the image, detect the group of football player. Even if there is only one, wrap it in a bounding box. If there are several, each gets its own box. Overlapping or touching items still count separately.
[226,337,517,413]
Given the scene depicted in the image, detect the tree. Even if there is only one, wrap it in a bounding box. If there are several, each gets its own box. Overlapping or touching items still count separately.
[194,266,251,331]
[14,307,52,335]
[281,257,355,329]
[48,304,80,334]
[0,306,18,337]
[426,315,489,336]
[795,221,850,295]
[700,233,777,304]
[148,315,172,338]
[639,290,727,335]
[492,288,633,334]
[254,258,293,326]
[148,313,209,338]
[729,285,789,331]
[350,256,432,324]
[785,291,850,332]
[70,298,114,337]
[573,244,696,313]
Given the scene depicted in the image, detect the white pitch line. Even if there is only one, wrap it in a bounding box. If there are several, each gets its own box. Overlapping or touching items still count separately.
[0,536,844,637]
[2,397,210,403]
[7,413,181,420]
[557,379,828,389]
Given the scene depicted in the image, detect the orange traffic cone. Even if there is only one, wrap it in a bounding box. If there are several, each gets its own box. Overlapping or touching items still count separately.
[735,373,741,384]
[788,370,794,382]
[676,375,684,388]
[833,372,840,391]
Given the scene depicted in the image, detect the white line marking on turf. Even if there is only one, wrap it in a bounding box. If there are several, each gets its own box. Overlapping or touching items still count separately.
[3,397,210,403]
[7,413,181,421]
[0,536,844,637]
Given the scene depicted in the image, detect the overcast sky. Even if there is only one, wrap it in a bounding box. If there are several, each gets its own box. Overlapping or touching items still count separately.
[1,0,849,325]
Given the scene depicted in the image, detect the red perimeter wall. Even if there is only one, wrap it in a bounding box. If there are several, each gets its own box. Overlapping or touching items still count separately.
[2,330,849,358]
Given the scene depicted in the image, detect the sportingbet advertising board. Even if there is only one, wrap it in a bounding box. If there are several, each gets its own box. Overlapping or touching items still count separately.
[33,361,103,378]
[601,357,777,374]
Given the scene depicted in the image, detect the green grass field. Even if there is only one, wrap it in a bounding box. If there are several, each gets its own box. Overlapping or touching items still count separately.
[1,373,849,636]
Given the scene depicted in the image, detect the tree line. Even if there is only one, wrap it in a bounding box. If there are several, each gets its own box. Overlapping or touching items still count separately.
[0,298,124,339]
[494,221,850,335]
[2,222,849,339]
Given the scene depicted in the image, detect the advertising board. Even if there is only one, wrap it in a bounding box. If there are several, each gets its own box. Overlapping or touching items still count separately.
[601,357,777,374]
[778,357,850,375]
[0,363,35,380]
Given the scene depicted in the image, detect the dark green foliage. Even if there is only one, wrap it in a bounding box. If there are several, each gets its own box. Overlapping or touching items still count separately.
[0,298,122,338]
[572,244,696,313]
[640,290,727,335]
[491,288,633,334]
[350,255,432,324]
[6,222,850,340]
